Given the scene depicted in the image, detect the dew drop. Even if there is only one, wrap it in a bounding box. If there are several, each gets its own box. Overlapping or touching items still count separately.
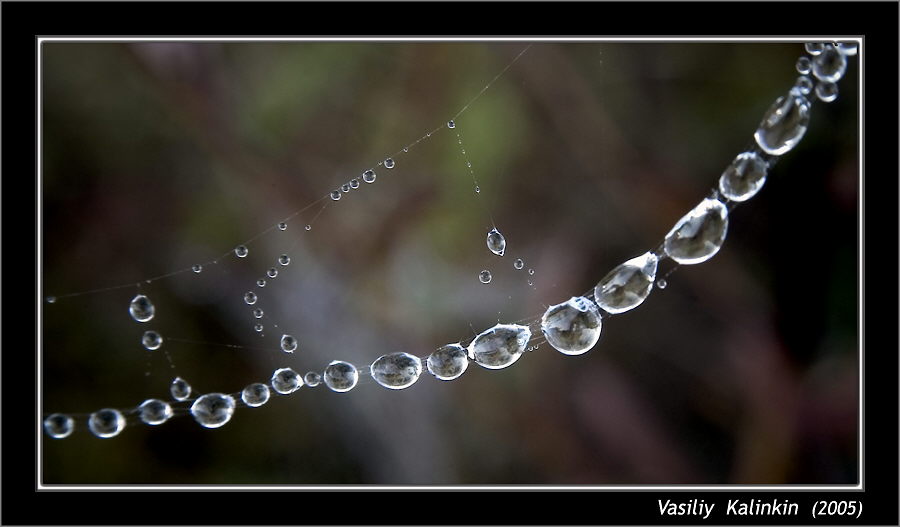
[349,178,360,189]
[341,183,351,193]
[252,308,264,319]
[447,120,456,129]
[277,254,290,266]
[474,186,480,193]
[528,268,535,275]
[267,267,278,279]
[718,151,769,202]
[280,334,298,353]
[812,45,847,83]
[43,413,74,439]
[479,270,492,284]
[792,75,814,96]
[304,372,322,387]
[129,294,155,323]
[795,56,812,74]
[234,245,249,258]
[664,198,729,265]
[754,91,811,156]
[513,258,525,270]
[256,279,266,288]
[244,291,258,305]
[241,383,270,407]
[170,377,192,401]
[305,224,312,231]
[486,228,506,256]
[384,158,395,169]
[541,296,603,355]
[527,279,534,286]
[88,408,126,438]
[657,278,668,289]
[362,169,376,183]
[254,323,264,333]
[815,81,838,103]
[402,147,409,153]
[370,352,422,390]
[467,323,531,370]
[278,222,288,231]
[804,42,825,55]
[834,42,858,56]
[594,252,659,314]
[142,330,163,351]
[138,398,173,425]
[192,264,203,273]
[330,190,342,201]
[46,296,57,304]
[324,361,359,393]
[271,367,302,394]
[427,343,469,381]
[190,393,236,429]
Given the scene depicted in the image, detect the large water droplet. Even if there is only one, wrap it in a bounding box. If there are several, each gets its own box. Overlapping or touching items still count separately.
[754,92,811,156]
[241,383,270,407]
[718,151,769,202]
[486,228,506,256]
[234,245,249,258]
[324,361,358,393]
[129,294,155,322]
[370,352,422,390]
[664,198,729,265]
[44,413,74,439]
[138,399,173,425]
[88,408,126,438]
[815,82,838,103]
[541,296,602,355]
[384,158,395,169]
[170,377,192,401]
[467,323,531,370]
[280,334,298,353]
[271,367,301,394]
[479,270,492,284]
[362,169,376,183]
[141,330,163,351]
[190,393,236,429]
[304,372,322,387]
[812,45,847,83]
[426,343,469,381]
[594,252,658,314]
[244,291,258,305]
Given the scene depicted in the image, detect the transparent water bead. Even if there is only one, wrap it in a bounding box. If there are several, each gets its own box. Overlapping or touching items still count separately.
[234,245,249,258]
[271,367,302,394]
[267,267,278,278]
[657,278,668,289]
[190,393,236,429]
[341,183,351,193]
[815,82,838,103]
[304,372,322,387]
[427,343,469,381]
[324,361,359,393]
[244,291,258,305]
[254,323,264,333]
[257,279,266,288]
[241,383,270,407]
[305,224,312,231]
[278,222,288,231]
[44,413,74,439]
[795,56,811,74]
[467,323,531,370]
[718,151,769,202]
[447,120,456,129]
[278,254,290,266]
[138,399,173,425]
[370,352,423,390]
[280,334,298,353]
[478,270,492,284]
[513,258,525,270]
[486,228,506,256]
[88,408,126,438]
[129,294,155,322]
[170,376,192,401]
[812,45,847,83]
[541,296,603,355]
[349,178,360,189]
[362,169,376,183]
[192,264,202,273]
[834,42,858,56]
[792,75,813,96]
[253,308,264,318]
[594,252,658,314]
[664,198,729,265]
[804,42,825,55]
[754,91,810,156]
[330,190,342,201]
[141,330,163,351]
[384,158,395,169]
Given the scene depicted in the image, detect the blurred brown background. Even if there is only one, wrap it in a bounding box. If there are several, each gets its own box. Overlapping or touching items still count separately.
[41,41,858,485]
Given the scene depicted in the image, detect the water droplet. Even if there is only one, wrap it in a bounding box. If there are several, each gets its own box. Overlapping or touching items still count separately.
[170,377,192,401]
[792,75,813,96]
[254,323,264,333]
[541,296,603,355]
[271,367,302,394]
[664,198,729,265]
[812,45,847,83]
[44,413,74,439]
[349,178,360,189]
[304,371,322,387]
[479,270,492,284]
[474,186,480,193]
[527,279,534,286]
[330,190,342,201]
[278,222,288,231]
[657,278,668,289]
[88,408,126,438]
[305,224,312,231]
[280,334,298,353]
[192,264,203,273]
[129,294,155,322]
[241,383,270,407]
[834,42,858,56]
[267,267,278,278]
[718,151,769,202]
[528,268,535,276]
[252,308,264,319]
[467,323,531,370]
[426,343,469,381]
[277,254,290,266]
[341,183,351,193]
[486,228,506,256]
[370,352,422,390]
[594,252,659,314]
[363,169,376,183]
[513,258,525,270]
[138,399,173,425]
[234,245,249,258]
[804,42,825,55]
[142,330,163,351]
[402,147,409,153]
[46,296,57,304]
[466,161,472,168]
[384,158,395,169]
[324,361,359,393]
[257,279,266,288]
[447,120,456,129]
[244,291,258,305]
[190,393,236,429]
[795,56,812,74]
[815,81,838,103]
[754,91,811,156]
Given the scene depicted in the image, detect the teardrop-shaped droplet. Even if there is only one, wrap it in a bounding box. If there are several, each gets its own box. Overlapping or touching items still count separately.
[478,270,492,284]
[142,330,163,351]
[664,198,729,265]
[324,361,359,393]
[129,294,155,322]
[271,367,302,394]
[234,245,249,258]
[362,169,376,183]
[467,323,531,370]
[44,413,75,439]
[304,371,322,387]
[170,377,192,401]
[594,252,658,314]
[330,190,342,201]
[280,334,298,353]
[426,343,469,381]
[190,393,235,429]
[384,158,395,169]
[278,254,290,266]
[138,398,173,425]
[241,383,270,407]
[486,228,506,256]
[718,151,769,202]
[754,92,811,156]
[244,291,258,305]
[541,296,603,355]
[88,408,126,438]
[815,82,838,103]
[370,352,422,390]
[812,45,847,83]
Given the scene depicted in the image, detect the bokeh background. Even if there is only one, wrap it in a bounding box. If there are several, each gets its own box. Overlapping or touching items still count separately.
[40,41,859,485]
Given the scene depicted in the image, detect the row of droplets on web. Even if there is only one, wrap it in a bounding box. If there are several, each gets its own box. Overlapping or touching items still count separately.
[42,42,856,439]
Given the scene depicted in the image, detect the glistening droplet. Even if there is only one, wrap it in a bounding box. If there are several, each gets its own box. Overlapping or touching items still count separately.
[267,268,278,278]
[241,383,270,407]
[362,169,376,183]
[834,42,858,56]
[278,254,290,266]
[280,334,298,353]
[513,258,525,270]
[44,414,74,439]
[467,323,531,370]
[812,45,847,83]
[192,264,203,273]
[88,408,126,438]
[795,56,812,74]
[324,361,358,393]
[594,252,659,314]
[142,330,163,351]
[663,198,729,265]
[815,82,838,103]
[341,183,351,193]
[190,393,236,429]
[792,75,813,96]
[271,367,302,394]
[304,372,322,387]
[486,228,506,256]
[754,91,811,156]
[805,42,825,55]
[278,222,288,231]
[330,190,341,201]
[138,399,173,425]
[244,291,258,305]
[541,296,603,355]
[234,245,249,258]
[349,178,360,189]
[447,120,456,129]
[170,377,191,401]
[718,151,769,202]
[129,294,155,322]
[257,279,266,288]
[479,270,492,284]
[384,158,395,169]
[427,343,469,381]
[370,352,422,390]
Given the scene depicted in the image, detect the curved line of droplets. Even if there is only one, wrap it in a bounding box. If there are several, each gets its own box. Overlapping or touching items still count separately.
[42,42,856,439]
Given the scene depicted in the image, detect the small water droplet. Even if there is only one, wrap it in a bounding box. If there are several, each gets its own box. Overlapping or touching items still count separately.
[402,147,409,153]
[192,264,203,273]
[305,224,312,231]
[278,222,288,231]
[330,190,342,201]
[324,361,358,393]
[254,323,264,332]
[479,270,492,284]
[138,399,173,425]
[280,334,298,353]
[528,268,535,276]
[664,198,729,265]
[349,178,360,189]
[384,158,395,169]
[513,258,525,270]
[257,279,266,288]
[754,91,811,156]
[657,278,668,289]
[235,245,249,258]
[466,161,472,168]
[46,296,57,304]
[474,186,480,193]
[129,294,155,322]
[834,42,858,56]
[362,169,376,184]
[468,323,531,370]
[341,183,351,193]
[190,393,235,429]
[170,377,191,401]
[267,267,278,278]
[527,279,534,286]
[370,352,422,390]
[426,343,469,381]
[252,308,264,319]
[541,296,603,355]
[304,372,322,387]
[594,252,658,314]
[271,367,302,394]
[43,414,74,439]
[244,291,258,305]
[278,254,290,266]
[241,383,270,407]
[792,75,814,96]
[142,330,163,351]
[804,42,825,55]
[815,81,838,103]
[447,120,456,129]
[795,56,812,74]
[486,228,506,257]
[718,151,769,202]
[812,45,847,83]
[88,408,126,438]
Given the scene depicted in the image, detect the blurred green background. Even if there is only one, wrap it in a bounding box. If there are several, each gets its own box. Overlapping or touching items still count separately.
[41,41,858,485]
